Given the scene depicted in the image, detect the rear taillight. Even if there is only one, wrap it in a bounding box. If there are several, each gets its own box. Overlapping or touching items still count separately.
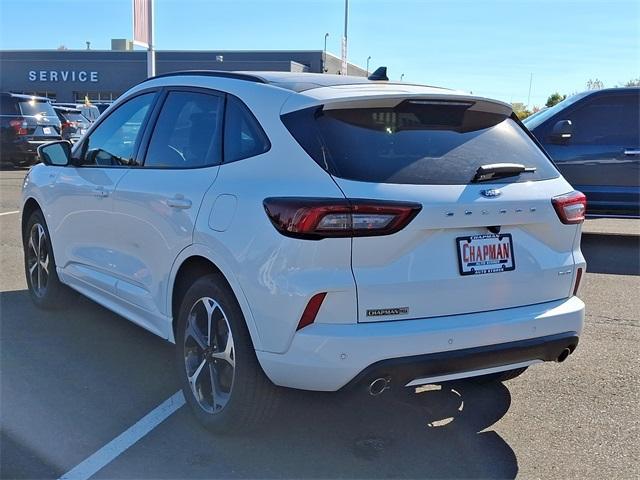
[61,121,77,129]
[9,119,28,135]
[297,292,327,330]
[573,267,583,296]
[263,198,422,239]
[552,191,587,224]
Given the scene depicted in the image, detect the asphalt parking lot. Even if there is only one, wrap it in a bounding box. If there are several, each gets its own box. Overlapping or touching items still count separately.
[1,167,638,479]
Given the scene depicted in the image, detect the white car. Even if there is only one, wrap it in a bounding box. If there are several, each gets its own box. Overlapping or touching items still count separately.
[23,71,586,431]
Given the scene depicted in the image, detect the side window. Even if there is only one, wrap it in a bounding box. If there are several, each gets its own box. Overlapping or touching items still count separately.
[224,96,270,163]
[80,93,155,166]
[567,95,640,145]
[144,91,223,168]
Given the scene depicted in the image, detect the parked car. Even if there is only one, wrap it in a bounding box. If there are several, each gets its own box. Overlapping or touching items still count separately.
[56,102,101,122]
[524,87,640,216]
[23,71,586,432]
[53,106,90,143]
[0,92,61,166]
[93,103,113,114]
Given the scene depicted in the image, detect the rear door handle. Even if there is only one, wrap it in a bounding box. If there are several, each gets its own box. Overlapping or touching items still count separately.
[623,149,640,155]
[167,195,192,209]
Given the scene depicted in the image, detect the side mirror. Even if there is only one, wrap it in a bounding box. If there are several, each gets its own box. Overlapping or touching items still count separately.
[37,140,72,166]
[550,120,573,144]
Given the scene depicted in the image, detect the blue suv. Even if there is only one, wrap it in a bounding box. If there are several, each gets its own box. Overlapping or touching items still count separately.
[524,87,639,217]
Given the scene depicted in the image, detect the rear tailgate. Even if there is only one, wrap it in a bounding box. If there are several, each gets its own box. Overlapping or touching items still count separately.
[282,92,582,323]
[334,178,579,322]
[18,99,61,139]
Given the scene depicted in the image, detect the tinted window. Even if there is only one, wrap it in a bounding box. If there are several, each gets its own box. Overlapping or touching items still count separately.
[1,95,18,114]
[565,94,640,145]
[145,91,223,168]
[62,112,90,125]
[282,104,558,185]
[223,96,270,162]
[81,93,154,166]
[18,99,57,119]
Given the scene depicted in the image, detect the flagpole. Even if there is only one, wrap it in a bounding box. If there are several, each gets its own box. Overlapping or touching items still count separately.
[147,0,155,78]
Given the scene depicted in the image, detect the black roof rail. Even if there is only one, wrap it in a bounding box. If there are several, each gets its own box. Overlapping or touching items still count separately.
[143,70,268,84]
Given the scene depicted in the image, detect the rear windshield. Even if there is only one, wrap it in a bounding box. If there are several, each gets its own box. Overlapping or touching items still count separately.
[19,100,58,119]
[282,101,559,185]
[62,112,89,124]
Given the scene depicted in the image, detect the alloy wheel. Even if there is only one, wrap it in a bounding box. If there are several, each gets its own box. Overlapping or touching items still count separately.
[26,223,49,298]
[184,296,235,414]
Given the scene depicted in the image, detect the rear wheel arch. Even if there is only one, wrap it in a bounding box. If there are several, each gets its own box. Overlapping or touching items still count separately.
[170,255,262,350]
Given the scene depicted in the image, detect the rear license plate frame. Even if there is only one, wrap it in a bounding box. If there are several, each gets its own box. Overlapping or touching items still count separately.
[456,233,515,276]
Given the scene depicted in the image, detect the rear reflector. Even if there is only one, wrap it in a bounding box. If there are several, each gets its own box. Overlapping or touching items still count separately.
[297,292,327,330]
[552,191,587,224]
[573,267,583,296]
[263,198,422,239]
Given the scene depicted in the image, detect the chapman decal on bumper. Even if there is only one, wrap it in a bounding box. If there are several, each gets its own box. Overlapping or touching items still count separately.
[366,307,409,317]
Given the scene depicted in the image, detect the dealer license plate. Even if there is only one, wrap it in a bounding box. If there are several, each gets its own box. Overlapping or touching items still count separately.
[456,233,515,276]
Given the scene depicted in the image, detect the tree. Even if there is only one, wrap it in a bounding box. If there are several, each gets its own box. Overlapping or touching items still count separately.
[586,78,604,90]
[512,102,532,120]
[624,78,640,87]
[545,92,567,107]
[57,45,68,50]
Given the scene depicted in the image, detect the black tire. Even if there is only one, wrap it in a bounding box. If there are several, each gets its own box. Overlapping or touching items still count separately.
[175,273,280,433]
[23,209,74,309]
[475,367,528,384]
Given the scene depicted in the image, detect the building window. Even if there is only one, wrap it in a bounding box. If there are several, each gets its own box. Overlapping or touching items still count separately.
[73,91,121,103]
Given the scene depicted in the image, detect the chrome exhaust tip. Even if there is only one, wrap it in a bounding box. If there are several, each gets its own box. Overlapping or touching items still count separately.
[368,377,390,396]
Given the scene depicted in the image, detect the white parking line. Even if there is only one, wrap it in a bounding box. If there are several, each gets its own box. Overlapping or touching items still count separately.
[0,210,19,216]
[59,391,185,480]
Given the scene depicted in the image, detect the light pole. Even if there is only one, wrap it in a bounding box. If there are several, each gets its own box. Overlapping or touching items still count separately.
[366,56,371,76]
[400,73,405,81]
[323,33,329,73]
[341,0,348,75]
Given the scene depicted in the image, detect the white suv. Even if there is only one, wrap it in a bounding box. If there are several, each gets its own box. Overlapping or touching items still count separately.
[23,71,586,431]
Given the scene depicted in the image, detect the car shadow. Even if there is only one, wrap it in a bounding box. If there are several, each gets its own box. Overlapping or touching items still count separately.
[0,289,518,479]
[581,234,640,275]
[240,380,518,479]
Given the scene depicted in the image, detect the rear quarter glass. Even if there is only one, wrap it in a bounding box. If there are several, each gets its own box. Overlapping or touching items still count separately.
[282,103,559,185]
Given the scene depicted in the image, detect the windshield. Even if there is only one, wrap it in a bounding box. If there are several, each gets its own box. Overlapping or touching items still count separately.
[523,91,590,129]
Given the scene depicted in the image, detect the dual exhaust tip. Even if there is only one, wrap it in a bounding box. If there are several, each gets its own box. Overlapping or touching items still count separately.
[367,348,573,396]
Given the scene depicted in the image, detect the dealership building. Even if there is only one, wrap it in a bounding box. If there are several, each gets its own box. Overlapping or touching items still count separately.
[0,43,367,103]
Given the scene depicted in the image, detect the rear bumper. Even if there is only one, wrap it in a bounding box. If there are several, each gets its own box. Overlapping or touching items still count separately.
[344,332,578,392]
[257,296,585,391]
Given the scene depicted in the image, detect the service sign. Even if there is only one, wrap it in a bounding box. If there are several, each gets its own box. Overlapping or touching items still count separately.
[456,233,515,276]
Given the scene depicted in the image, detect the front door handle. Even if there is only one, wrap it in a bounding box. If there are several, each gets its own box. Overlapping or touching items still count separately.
[623,149,640,155]
[167,195,192,209]
[93,187,109,198]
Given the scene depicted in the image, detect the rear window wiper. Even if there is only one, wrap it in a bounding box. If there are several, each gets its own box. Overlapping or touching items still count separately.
[472,163,537,183]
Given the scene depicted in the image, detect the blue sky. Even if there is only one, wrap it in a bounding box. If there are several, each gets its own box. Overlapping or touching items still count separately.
[1,0,638,106]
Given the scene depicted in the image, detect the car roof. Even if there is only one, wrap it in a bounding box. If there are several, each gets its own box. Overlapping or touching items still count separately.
[139,70,512,116]
[147,70,452,93]
[1,92,51,102]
